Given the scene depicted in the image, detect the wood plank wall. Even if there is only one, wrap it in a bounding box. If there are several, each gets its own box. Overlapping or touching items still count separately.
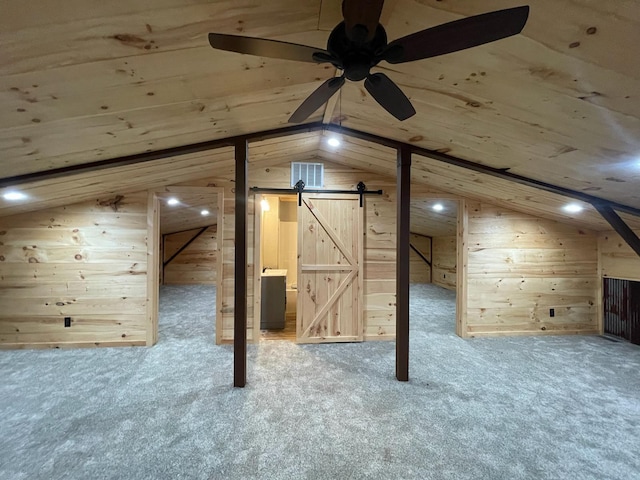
[432,236,457,290]
[163,225,218,285]
[409,233,431,283]
[464,202,599,337]
[174,160,404,342]
[599,230,640,281]
[0,193,148,348]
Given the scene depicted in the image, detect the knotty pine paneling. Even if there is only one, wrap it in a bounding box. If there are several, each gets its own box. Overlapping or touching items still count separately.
[432,236,457,291]
[163,225,217,285]
[464,201,599,337]
[0,192,149,348]
[178,159,399,343]
[599,230,640,281]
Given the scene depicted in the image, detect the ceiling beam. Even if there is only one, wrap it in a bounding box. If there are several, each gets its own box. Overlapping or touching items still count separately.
[0,122,324,189]
[2,121,639,219]
[322,124,640,218]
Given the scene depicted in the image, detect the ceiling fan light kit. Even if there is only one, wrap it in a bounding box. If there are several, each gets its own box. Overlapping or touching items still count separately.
[208,2,529,123]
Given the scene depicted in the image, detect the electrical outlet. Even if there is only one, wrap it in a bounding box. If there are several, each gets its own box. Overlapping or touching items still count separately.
[549,308,555,318]
[64,317,71,327]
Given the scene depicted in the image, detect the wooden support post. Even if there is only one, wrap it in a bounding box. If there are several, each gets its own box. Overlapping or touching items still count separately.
[234,139,248,388]
[396,145,411,382]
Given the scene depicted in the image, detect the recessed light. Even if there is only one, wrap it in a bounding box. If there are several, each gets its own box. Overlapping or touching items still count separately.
[563,203,583,213]
[327,137,340,147]
[201,209,210,216]
[432,203,444,212]
[167,197,179,206]
[3,191,27,201]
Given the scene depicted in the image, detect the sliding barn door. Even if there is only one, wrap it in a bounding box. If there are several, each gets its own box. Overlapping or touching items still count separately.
[297,195,364,343]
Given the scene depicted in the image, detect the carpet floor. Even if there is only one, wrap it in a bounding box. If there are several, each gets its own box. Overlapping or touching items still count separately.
[1,283,639,480]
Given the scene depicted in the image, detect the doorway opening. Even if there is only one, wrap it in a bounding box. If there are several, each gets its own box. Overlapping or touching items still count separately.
[409,196,461,336]
[150,186,223,345]
[255,194,298,341]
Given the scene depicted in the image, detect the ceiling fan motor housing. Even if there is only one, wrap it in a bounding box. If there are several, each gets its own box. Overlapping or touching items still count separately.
[327,22,388,81]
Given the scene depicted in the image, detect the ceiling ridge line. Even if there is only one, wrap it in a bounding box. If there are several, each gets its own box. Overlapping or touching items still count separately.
[2,120,638,218]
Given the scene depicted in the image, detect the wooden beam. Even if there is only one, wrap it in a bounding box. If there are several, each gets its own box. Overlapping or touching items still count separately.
[0,123,324,188]
[4,122,640,220]
[234,139,248,388]
[162,226,209,268]
[396,145,411,382]
[323,125,640,219]
[593,204,640,257]
[409,243,431,268]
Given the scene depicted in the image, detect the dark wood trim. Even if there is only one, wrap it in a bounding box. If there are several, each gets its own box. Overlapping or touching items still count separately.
[0,122,324,188]
[234,139,248,388]
[396,145,411,382]
[162,226,209,268]
[324,125,640,218]
[3,121,639,219]
[409,243,432,268]
[593,204,640,257]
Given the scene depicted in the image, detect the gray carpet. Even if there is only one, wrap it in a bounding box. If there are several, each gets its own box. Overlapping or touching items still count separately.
[1,283,639,480]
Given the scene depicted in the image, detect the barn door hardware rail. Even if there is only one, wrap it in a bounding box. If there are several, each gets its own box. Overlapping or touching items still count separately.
[250,181,382,207]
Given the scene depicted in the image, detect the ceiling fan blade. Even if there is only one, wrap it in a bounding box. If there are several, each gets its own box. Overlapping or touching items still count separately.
[382,5,529,64]
[342,0,385,43]
[364,73,416,121]
[289,76,346,123]
[208,33,331,63]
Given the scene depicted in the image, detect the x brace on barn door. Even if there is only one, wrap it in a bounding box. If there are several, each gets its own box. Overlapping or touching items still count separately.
[250,181,383,207]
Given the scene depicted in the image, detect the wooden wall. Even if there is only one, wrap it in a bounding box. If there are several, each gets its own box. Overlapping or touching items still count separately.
[163,225,217,285]
[409,233,431,283]
[0,193,149,348]
[432,236,457,290]
[173,159,407,342]
[599,230,640,281]
[464,202,599,337]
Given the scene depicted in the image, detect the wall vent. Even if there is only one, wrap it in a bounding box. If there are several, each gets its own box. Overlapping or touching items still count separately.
[291,162,324,188]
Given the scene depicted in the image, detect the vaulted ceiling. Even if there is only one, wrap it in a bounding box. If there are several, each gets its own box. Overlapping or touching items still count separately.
[1,1,639,230]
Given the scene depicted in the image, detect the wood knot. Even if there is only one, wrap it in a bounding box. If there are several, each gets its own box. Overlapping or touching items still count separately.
[98,194,124,211]
[74,254,83,260]
[28,257,39,263]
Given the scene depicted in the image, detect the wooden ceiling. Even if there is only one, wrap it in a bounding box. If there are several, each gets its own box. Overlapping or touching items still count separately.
[1,1,639,229]
[157,190,218,235]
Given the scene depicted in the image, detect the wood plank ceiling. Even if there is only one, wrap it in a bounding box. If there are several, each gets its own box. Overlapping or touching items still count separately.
[1,1,639,228]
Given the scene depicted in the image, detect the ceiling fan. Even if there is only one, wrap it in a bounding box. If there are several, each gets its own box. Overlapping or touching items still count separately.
[208,1,529,123]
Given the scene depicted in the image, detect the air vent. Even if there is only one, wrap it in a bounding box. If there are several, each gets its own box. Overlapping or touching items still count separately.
[291,162,324,188]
